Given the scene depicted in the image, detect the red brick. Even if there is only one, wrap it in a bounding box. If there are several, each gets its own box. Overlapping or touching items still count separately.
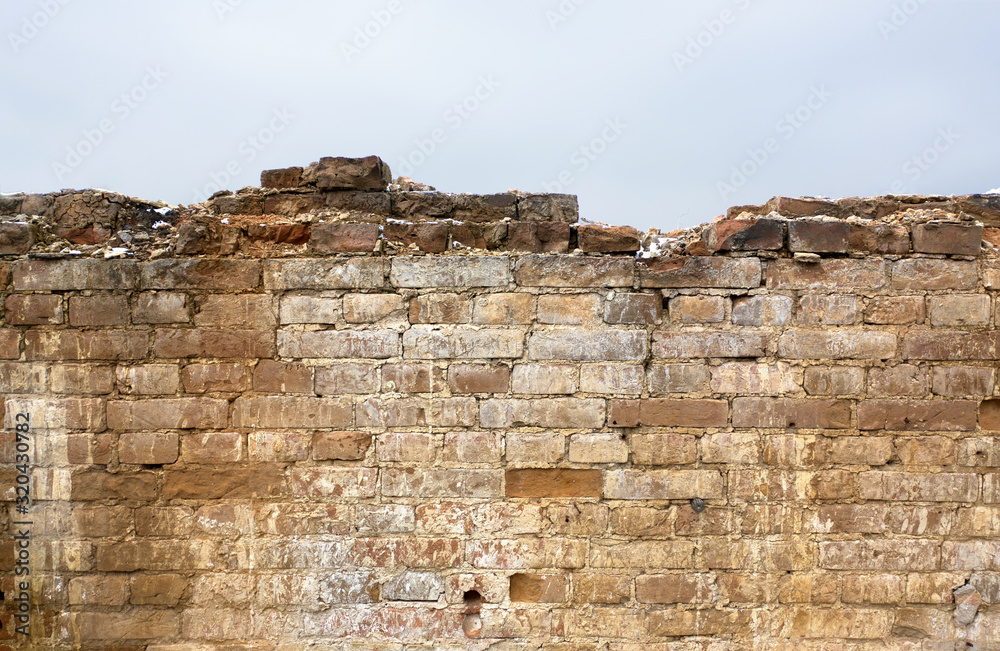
[448,364,509,394]
[119,432,179,465]
[310,222,379,253]
[451,221,507,250]
[638,399,728,427]
[912,221,983,256]
[639,256,761,289]
[733,398,851,429]
[4,294,63,325]
[980,399,1000,431]
[181,363,250,393]
[788,220,849,253]
[67,433,113,465]
[506,469,602,498]
[108,398,229,430]
[891,259,977,290]
[25,330,148,360]
[802,366,865,396]
[509,574,568,603]
[703,218,784,251]
[608,399,639,427]
[767,259,887,291]
[154,329,275,359]
[857,399,978,431]
[577,225,641,252]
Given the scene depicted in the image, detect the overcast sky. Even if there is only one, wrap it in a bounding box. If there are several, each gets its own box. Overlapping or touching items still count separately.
[2,0,997,231]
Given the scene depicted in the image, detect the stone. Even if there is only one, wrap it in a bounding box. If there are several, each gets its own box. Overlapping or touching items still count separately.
[953,584,982,626]
[639,257,761,289]
[515,255,633,287]
[0,222,35,254]
[577,225,642,252]
[669,295,725,323]
[849,222,910,254]
[384,222,449,253]
[5,294,64,325]
[313,432,372,461]
[509,574,568,603]
[506,469,602,498]
[391,256,511,288]
[313,155,391,191]
[703,218,784,251]
[788,220,849,253]
[311,222,380,253]
[912,221,983,256]
[516,193,579,222]
[767,259,887,291]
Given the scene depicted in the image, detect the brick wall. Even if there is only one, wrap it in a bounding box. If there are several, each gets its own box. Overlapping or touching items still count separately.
[1,157,999,649]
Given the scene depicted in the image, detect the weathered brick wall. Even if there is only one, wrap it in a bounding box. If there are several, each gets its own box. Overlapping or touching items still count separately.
[2,157,999,649]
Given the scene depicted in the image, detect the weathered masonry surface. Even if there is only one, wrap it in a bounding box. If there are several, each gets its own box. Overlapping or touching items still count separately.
[2,156,1000,649]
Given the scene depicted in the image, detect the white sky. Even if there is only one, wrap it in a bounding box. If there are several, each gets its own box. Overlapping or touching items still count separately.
[1,0,997,231]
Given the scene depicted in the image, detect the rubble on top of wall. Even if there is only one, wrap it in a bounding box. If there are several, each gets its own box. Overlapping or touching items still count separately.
[0,155,997,260]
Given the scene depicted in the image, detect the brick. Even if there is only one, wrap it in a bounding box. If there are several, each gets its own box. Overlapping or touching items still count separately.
[163,468,286,500]
[803,366,864,395]
[253,360,314,394]
[703,218,784,251]
[603,469,723,500]
[842,574,905,604]
[232,396,351,429]
[0,362,47,393]
[315,363,379,395]
[906,573,969,604]
[119,432,179,465]
[404,326,523,359]
[858,399,978,431]
[637,574,713,604]
[248,431,311,462]
[67,433,113,465]
[381,571,444,602]
[603,293,660,325]
[631,433,698,465]
[69,575,129,605]
[904,330,1000,360]
[826,436,894,465]
[639,256,761,289]
[409,293,471,324]
[859,472,979,501]
[383,468,502,498]
[638,398,728,427]
[702,539,810,572]
[702,431,760,464]
[13,259,138,290]
[942,541,1000,570]
[652,331,768,358]
[5,294,63,325]
[133,291,188,324]
[50,364,114,394]
[313,155,390,190]
[73,506,133,537]
[867,364,928,396]
[264,258,385,290]
[787,220,849,253]
[154,329,275,359]
[981,400,1000,431]
[261,166,302,188]
[68,294,129,326]
[506,469,602,498]
[610,506,673,536]
[448,364,509,394]
[181,432,243,464]
[508,573,567,604]
[927,294,990,326]
[472,293,533,324]
[468,538,586,570]
[311,222,380,253]
[731,295,793,326]
[506,432,565,464]
[114,365,179,395]
[591,541,696,569]
[142,259,259,290]
[849,221,910,254]
[192,294,275,329]
[820,540,940,571]
[568,433,628,463]
[108,398,229,430]
[279,295,340,324]
[384,221,449,253]
[382,363,445,393]
[73,611,180,640]
[767,259,887,291]
[25,330,148,360]
[895,435,955,465]
[669,295,725,323]
[391,256,511,287]
[517,193,579,222]
[796,294,857,325]
[891,259,977,290]
[537,294,601,325]
[580,364,644,395]
[864,296,925,325]
[710,362,802,395]
[356,397,476,428]
[512,363,578,394]
[377,431,436,462]
[777,329,896,359]
[912,221,983,255]
[933,366,994,396]
[279,330,399,359]
[645,364,708,394]
[131,574,187,606]
[506,222,571,253]
[528,329,648,361]
[72,471,157,501]
[515,255,633,287]
[443,431,503,463]
[733,398,851,429]
[181,363,250,393]
[452,193,517,222]
[607,399,639,427]
[313,431,372,461]
[480,398,604,429]
[784,608,894,639]
[577,224,641,252]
